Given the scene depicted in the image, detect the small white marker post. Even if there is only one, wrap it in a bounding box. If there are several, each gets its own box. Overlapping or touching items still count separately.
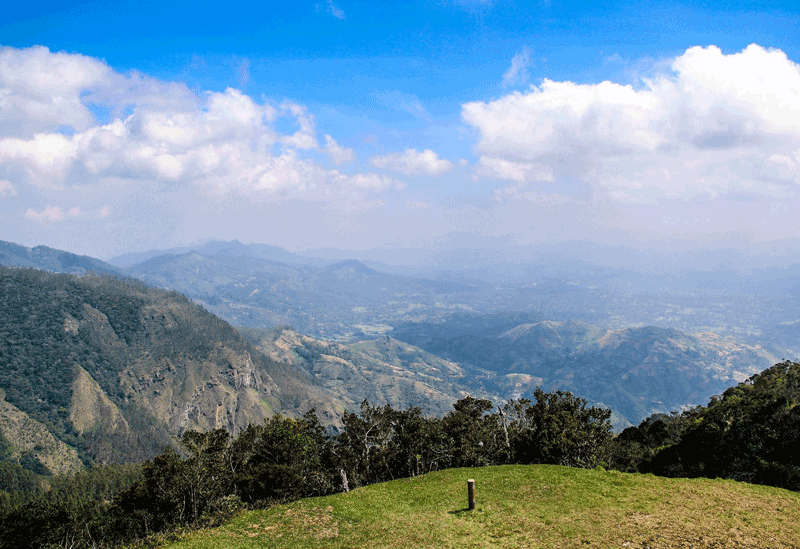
[467,479,475,510]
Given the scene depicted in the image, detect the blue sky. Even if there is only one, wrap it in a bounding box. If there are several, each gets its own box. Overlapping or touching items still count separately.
[2,1,800,264]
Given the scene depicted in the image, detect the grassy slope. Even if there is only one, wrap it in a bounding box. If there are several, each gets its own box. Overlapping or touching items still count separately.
[162,465,800,549]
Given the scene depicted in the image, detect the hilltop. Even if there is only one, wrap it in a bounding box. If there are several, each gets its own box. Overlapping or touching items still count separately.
[162,464,800,549]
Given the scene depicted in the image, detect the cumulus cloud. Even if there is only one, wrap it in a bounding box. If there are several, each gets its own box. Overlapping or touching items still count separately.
[0,46,400,203]
[279,102,317,150]
[24,205,81,223]
[502,46,533,87]
[0,45,112,138]
[346,173,401,191]
[475,156,554,183]
[463,44,800,202]
[371,148,453,176]
[324,134,355,164]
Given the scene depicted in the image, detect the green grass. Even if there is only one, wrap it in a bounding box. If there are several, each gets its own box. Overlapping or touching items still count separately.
[161,465,800,548]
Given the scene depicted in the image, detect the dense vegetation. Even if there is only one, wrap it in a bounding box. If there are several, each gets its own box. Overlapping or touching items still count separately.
[0,267,157,463]
[0,266,333,475]
[611,360,800,490]
[2,361,800,547]
[0,391,611,548]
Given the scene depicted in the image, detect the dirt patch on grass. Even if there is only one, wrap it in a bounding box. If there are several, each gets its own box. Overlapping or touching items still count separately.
[229,505,339,542]
[616,482,800,549]
[282,506,340,539]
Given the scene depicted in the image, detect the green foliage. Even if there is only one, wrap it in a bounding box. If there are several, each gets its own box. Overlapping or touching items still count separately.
[442,396,507,468]
[0,462,142,549]
[610,361,800,491]
[504,389,613,468]
[234,411,336,503]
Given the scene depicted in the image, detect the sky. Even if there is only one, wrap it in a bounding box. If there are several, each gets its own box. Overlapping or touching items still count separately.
[2,0,800,265]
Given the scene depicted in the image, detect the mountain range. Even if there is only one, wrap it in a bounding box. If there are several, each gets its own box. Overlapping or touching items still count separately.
[0,238,788,473]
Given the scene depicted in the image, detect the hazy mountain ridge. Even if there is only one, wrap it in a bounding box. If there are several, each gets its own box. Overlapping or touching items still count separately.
[391,315,779,427]
[115,241,800,356]
[119,245,609,341]
[108,240,334,269]
[122,249,495,340]
[0,240,120,276]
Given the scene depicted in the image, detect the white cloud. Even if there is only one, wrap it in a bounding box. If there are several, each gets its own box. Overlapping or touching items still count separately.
[0,46,403,203]
[502,46,533,87]
[405,200,430,209]
[371,149,453,176]
[327,0,345,19]
[0,180,17,196]
[0,133,79,187]
[279,102,317,150]
[0,45,113,138]
[99,205,110,218]
[475,156,554,183]
[324,134,355,164]
[24,205,81,223]
[463,44,800,202]
[346,173,399,191]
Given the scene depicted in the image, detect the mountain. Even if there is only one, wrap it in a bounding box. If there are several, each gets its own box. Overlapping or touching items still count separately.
[0,266,343,470]
[107,239,333,268]
[122,250,497,340]
[239,327,497,419]
[0,266,502,478]
[391,314,780,427]
[0,240,120,276]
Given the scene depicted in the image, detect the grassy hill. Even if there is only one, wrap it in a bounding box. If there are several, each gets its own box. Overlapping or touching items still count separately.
[162,465,800,549]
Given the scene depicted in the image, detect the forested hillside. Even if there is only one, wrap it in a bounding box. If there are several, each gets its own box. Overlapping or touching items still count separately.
[613,360,800,490]
[0,266,340,472]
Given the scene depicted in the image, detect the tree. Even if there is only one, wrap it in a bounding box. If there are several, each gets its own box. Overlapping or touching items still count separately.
[505,389,613,468]
[234,411,335,502]
[441,396,507,468]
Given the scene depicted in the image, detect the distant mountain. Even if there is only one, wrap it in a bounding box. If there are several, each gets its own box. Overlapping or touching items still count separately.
[391,314,780,428]
[0,240,120,275]
[122,250,502,340]
[107,240,333,268]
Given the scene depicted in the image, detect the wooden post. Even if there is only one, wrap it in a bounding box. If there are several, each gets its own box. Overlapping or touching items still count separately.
[467,478,475,510]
